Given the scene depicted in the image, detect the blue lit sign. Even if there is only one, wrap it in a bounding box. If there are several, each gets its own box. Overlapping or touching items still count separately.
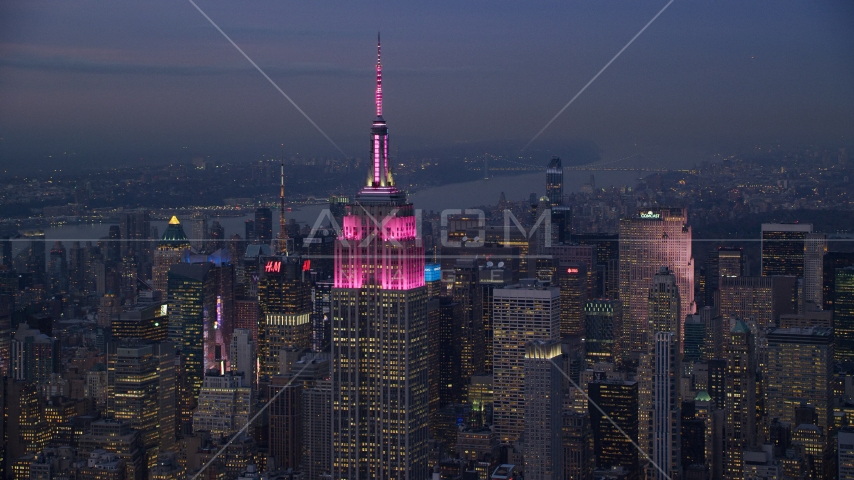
[425,263,441,282]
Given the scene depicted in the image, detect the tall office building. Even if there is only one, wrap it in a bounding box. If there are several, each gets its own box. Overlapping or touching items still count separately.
[558,263,587,337]
[493,281,560,443]
[152,216,191,292]
[22,230,47,285]
[718,275,797,332]
[563,411,593,480]
[765,327,832,435]
[704,246,744,306]
[78,419,146,480]
[311,280,334,351]
[304,378,333,480]
[835,267,854,363]
[717,247,744,278]
[0,295,11,377]
[647,267,681,341]
[167,263,215,403]
[119,209,151,258]
[434,297,463,408]
[111,303,168,342]
[761,223,812,277]
[584,299,622,365]
[254,207,273,246]
[724,319,756,480]
[619,207,694,359]
[449,260,485,391]
[331,37,429,480]
[574,233,620,299]
[234,297,260,346]
[589,379,639,479]
[650,332,681,480]
[48,241,68,294]
[192,372,251,439]
[229,328,255,383]
[823,252,854,311]
[268,354,328,472]
[11,322,58,383]
[478,264,511,373]
[640,268,681,467]
[682,315,705,363]
[107,340,176,467]
[546,156,563,207]
[523,340,563,480]
[258,256,312,378]
[804,233,826,307]
[840,427,854,480]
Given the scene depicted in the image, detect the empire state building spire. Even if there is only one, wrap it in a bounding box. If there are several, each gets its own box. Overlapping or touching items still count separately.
[375,32,383,118]
[365,32,394,190]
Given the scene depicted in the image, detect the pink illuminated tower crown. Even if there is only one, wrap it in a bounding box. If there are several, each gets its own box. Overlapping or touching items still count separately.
[333,33,424,291]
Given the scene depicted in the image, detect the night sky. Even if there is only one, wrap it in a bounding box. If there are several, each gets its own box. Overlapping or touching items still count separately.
[1,1,852,172]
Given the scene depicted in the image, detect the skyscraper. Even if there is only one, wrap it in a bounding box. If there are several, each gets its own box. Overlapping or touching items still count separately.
[765,327,832,436]
[647,267,681,343]
[192,372,251,439]
[303,378,333,480]
[167,263,215,405]
[254,207,273,246]
[589,379,639,479]
[835,267,854,363]
[523,340,563,480]
[558,262,587,338]
[119,209,151,258]
[493,281,560,443]
[152,216,191,293]
[724,319,756,480]
[48,241,68,294]
[640,268,681,477]
[107,340,177,468]
[822,252,854,311]
[803,233,826,307]
[563,411,593,480]
[650,332,681,480]
[258,256,312,378]
[619,207,694,360]
[704,246,744,307]
[331,36,429,480]
[478,264,512,374]
[546,156,563,207]
[11,322,58,383]
[229,328,255,383]
[760,223,812,277]
[584,299,622,365]
[449,259,485,392]
[718,275,797,333]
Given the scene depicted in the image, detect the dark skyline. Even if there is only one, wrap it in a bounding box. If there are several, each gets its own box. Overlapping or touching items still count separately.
[1,1,853,172]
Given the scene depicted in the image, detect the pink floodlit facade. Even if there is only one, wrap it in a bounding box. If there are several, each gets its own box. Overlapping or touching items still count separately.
[334,206,424,291]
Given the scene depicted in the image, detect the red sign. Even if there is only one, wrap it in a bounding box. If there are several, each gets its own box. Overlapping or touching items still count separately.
[566,267,579,274]
[265,260,282,273]
[302,260,311,272]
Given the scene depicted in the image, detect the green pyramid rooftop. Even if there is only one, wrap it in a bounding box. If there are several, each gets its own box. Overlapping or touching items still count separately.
[160,216,190,248]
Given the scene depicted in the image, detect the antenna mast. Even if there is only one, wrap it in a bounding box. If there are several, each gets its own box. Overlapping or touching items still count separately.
[278,144,288,255]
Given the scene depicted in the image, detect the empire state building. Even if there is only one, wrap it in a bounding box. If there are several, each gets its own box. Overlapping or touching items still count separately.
[331,35,429,479]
